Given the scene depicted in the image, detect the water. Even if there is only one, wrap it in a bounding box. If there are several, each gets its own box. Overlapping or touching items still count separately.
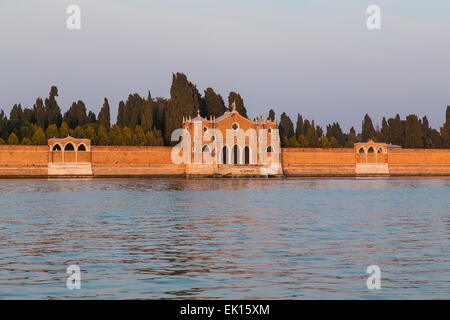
[0,178,448,299]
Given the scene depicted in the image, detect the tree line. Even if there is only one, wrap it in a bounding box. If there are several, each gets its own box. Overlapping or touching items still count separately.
[1,72,449,149]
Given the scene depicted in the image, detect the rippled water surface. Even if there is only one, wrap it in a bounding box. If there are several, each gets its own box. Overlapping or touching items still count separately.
[0,178,448,299]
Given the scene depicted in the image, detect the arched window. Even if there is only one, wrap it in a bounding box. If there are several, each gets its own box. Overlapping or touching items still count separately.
[78,144,87,151]
[358,147,365,154]
[64,143,75,151]
[232,145,239,164]
[368,146,375,153]
[244,146,250,164]
[377,147,384,154]
[222,146,228,164]
[267,146,274,153]
[232,122,239,131]
[202,145,209,153]
[52,144,62,151]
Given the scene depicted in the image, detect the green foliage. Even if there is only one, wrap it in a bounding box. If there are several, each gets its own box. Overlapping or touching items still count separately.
[297,134,309,147]
[10,104,23,120]
[85,126,98,145]
[305,124,320,148]
[59,122,70,138]
[109,125,124,146]
[287,136,300,147]
[97,125,110,145]
[134,125,146,146]
[21,137,32,145]
[45,124,59,139]
[31,127,47,145]
[0,137,5,145]
[320,136,331,148]
[7,132,19,145]
[268,109,276,122]
[330,137,339,148]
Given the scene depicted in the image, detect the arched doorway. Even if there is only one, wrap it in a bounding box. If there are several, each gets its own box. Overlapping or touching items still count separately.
[244,146,250,164]
[222,146,228,164]
[232,145,239,165]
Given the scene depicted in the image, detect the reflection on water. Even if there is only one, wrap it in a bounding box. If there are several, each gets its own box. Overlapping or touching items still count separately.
[0,178,448,299]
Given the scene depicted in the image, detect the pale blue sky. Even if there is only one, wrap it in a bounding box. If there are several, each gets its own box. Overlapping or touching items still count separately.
[1,0,449,130]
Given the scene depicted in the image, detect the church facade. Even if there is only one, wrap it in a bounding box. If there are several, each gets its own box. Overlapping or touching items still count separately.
[179,103,283,177]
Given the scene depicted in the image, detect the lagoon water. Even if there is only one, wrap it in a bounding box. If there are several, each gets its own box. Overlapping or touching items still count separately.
[0,178,448,299]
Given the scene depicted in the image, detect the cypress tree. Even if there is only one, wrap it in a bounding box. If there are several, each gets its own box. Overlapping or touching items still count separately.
[64,101,89,129]
[98,98,111,128]
[440,106,450,148]
[381,117,390,143]
[10,104,23,120]
[361,114,376,142]
[296,114,304,138]
[33,98,46,129]
[388,114,404,146]
[117,101,125,127]
[268,109,276,122]
[164,73,199,144]
[141,92,154,132]
[228,92,247,118]
[204,88,226,117]
[45,86,62,128]
[404,114,423,148]
[279,112,294,139]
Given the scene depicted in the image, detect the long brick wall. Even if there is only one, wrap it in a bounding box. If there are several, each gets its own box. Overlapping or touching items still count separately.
[282,148,356,176]
[0,145,449,177]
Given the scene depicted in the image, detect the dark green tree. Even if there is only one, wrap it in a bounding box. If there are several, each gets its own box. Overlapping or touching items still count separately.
[98,98,111,128]
[141,92,154,132]
[164,73,199,144]
[228,92,247,118]
[64,101,89,129]
[404,114,423,148]
[204,88,226,117]
[361,114,376,142]
[10,104,23,120]
[279,112,294,139]
[45,86,62,128]
[296,114,304,138]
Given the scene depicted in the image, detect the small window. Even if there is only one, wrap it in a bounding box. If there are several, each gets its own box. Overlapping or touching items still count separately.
[378,147,384,154]
[268,128,272,133]
[78,144,87,151]
[368,146,375,153]
[267,146,274,153]
[203,127,208,132]
[232,123,239,131]
[358,147,365,154]
[202,145,210,153]
[52,144,62,151]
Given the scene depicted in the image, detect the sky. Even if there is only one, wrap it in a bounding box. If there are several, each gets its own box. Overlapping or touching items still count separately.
[1,0,449,131]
